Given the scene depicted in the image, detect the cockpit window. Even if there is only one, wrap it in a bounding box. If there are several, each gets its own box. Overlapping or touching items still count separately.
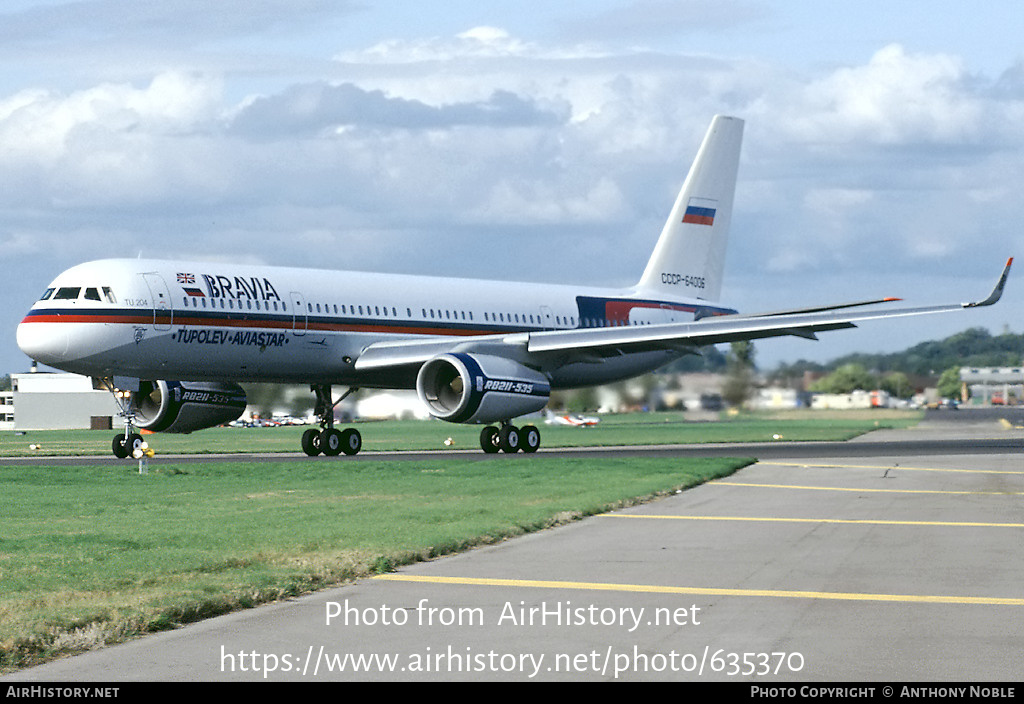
[102,287,116,304]
[39,288,55,301]
[53,287,81,300]
[84,288,101,301]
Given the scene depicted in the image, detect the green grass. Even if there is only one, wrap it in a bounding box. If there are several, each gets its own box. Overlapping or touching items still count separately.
[0,409,923,457]
[0,455,751,671]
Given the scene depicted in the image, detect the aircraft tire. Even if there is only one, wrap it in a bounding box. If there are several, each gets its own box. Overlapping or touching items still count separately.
[301,428,321,456]
[112,434,130,459]
[480,426,500,453]
[127,434,144,457]
[499,425,520,453]
[340,428,362,455]
[321,428,343,456]
[113,433,144,459]
[520,425,540,453]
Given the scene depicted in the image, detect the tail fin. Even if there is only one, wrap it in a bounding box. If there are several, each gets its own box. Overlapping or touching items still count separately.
[637,115,744,302]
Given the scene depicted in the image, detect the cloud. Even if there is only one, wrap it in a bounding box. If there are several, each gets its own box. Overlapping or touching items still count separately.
[2,29,1022,286]
[336,25,551,64]
[780,44,987,145]
[229,82,567,138]
[0,0,357,47]
[474,176,626,225]
[0,72,224,208]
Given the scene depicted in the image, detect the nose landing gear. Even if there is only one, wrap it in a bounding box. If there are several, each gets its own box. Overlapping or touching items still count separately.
[103,377,147,459]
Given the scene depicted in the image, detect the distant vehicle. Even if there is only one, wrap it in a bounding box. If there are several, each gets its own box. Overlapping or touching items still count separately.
[544,409,600,427]
[700,393,724,411]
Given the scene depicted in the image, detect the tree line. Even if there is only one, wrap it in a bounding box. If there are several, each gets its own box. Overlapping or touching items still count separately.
[659,326,1022,402]
[765,327,1023,398]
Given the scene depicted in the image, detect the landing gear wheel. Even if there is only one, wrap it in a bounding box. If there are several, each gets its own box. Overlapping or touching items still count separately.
[498,425,521,453]
[480,426,500,454]
[520,425,540,453]
[112,433,143,459]
[303,384,361,457]
[320,428,343,456]
[127,434,144,457]
[301,428,321,457]
[112,433,129,459]
[339,428,362,455]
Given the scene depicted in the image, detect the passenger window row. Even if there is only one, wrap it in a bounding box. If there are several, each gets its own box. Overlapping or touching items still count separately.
[183,297,285,312]
[41,285,653,329]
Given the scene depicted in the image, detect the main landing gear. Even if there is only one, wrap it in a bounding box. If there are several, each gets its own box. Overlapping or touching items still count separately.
[301,384,362,457]
[479,421,540,454]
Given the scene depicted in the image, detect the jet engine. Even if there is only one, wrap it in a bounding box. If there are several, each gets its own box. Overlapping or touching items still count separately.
[134,380,247,433]
[416,353,550,424]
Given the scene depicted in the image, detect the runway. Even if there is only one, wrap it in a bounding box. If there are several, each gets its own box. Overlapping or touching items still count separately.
[3,423,1022,466]
[4,411,1024,682]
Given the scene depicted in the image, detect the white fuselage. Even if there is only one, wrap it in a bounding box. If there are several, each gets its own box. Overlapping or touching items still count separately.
[17,258,732,389]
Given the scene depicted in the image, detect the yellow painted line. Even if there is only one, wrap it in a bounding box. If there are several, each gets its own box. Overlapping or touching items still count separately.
[600,514,1024,528]
[758,461,1024,475]
[714,481,1024,496]
[373,574,1024,606]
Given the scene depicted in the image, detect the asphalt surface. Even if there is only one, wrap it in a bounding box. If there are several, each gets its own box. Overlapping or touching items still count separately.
[4,408,1024,682]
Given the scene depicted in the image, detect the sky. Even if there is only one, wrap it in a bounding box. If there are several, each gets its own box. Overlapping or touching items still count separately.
[2,0,1023,375]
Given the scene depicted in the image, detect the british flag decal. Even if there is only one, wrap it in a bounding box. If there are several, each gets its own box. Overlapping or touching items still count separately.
[177,273,205,297]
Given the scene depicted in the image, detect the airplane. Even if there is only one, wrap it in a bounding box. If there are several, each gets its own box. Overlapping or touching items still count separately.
[16,115,1013,459]
[544,409,600,427]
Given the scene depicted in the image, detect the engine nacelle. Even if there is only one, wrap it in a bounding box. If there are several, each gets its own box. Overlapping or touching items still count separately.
[416,353,550,424]
[134,380,247,433]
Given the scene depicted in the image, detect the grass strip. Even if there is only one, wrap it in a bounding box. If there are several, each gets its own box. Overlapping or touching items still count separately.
[0,410,922,457]
[0,455,751,671]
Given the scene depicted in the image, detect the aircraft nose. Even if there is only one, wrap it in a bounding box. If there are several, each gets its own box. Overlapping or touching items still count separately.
[16,317,69,364]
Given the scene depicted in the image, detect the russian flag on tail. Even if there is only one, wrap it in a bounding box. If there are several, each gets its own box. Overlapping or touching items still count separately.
[682,197,717,226]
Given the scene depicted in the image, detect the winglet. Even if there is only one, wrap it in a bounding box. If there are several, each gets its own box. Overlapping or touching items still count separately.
[965,257,1013,308]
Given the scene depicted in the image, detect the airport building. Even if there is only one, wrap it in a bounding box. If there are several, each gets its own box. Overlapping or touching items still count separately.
[0,390,13,431]
[960,366,1023,405]
[3,372,119,431]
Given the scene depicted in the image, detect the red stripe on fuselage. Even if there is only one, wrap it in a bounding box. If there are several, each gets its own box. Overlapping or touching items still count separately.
[603,300,697,323]
[20,310,512,338]
[21,313,153,325]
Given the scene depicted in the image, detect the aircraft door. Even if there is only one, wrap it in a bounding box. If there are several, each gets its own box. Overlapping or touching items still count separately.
[141,273,173,330]
[629,304,670,326]
[660,303,683,323]
[290,291,307,335]
[539,305,554,330]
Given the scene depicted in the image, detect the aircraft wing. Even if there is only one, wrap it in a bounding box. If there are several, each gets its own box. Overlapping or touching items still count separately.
[354,258,1012,371]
